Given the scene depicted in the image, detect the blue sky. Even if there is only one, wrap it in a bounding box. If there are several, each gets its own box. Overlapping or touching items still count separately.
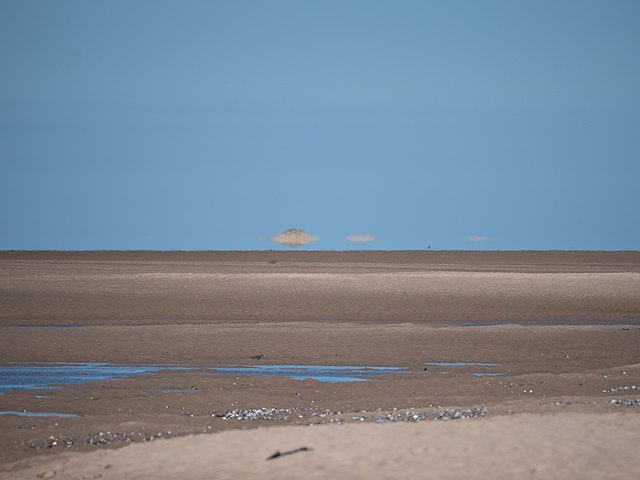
[1,0,638,250]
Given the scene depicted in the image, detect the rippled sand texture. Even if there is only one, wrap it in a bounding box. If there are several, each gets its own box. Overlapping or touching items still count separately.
[1,251,639,325]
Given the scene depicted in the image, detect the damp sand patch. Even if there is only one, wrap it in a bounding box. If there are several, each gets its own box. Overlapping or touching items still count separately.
[426,362,499,367]
[426,361,507,377]
[461,319,640,327]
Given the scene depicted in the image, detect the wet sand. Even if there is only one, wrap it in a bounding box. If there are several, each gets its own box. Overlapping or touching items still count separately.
[1,251,639,478]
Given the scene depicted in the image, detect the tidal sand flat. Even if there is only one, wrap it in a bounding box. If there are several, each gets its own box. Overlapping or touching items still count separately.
[0,251,639,478]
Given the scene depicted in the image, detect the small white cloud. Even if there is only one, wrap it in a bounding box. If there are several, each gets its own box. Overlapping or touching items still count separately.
[468,235,490,242]
[271,229,318,247]
[347,234,375,242]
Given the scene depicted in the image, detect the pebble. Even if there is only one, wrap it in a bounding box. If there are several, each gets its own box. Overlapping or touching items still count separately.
[603,385,639,393]
[215,407,293,421]
[26,430,178,450]
[609,398,640,407]
[355,406,489,423]
[36,471,56,479]
[24,404,491,451]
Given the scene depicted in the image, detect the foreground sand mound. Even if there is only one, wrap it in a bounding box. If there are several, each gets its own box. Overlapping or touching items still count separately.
[5,413,639,480]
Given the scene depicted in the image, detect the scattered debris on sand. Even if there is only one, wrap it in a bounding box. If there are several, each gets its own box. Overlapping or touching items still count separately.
[609,398,640,407]
[215,407,293,421]
[352,406,489,423]
[603,385,639,393]
[213,405,490,424]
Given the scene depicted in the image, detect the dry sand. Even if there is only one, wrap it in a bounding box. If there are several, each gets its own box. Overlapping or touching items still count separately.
[0,251,639,478]
[4,413,639,480]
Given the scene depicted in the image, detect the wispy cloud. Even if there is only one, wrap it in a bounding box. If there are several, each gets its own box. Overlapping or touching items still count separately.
[468,235,490,242]
[347,234,375,242]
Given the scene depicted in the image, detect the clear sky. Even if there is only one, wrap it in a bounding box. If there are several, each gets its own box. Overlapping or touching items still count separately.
[1,0,638,250]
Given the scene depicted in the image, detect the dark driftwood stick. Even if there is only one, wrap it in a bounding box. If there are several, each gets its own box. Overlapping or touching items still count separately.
[266,447,312,460]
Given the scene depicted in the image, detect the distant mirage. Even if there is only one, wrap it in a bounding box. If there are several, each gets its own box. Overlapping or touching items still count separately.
[271,229,318,247]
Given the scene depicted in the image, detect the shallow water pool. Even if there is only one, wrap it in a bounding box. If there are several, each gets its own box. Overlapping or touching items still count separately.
[0,362,410,395]
[0,410,80,417]
[207,365,409,383]
[0,363,187,396]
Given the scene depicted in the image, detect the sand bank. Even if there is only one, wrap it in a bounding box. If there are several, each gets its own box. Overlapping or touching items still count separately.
[4,412,639,480]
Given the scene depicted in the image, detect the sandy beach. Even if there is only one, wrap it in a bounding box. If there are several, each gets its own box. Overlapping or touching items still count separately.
[1,251,639,478]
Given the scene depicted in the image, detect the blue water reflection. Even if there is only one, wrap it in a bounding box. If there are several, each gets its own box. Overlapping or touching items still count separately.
[0,410,80,417]
[0,363,186,396]
[208,365,408,383]
[0,362,409,395]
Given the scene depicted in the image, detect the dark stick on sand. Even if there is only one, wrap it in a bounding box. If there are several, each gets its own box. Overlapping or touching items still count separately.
[266,447,312,461]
